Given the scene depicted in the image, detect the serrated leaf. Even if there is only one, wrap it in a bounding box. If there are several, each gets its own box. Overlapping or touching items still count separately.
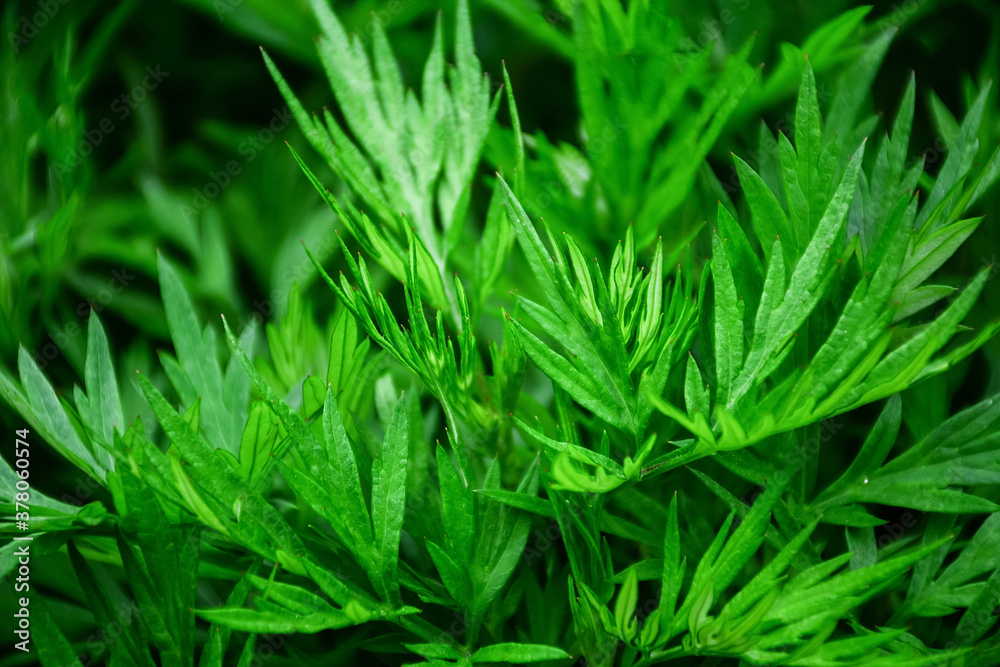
[194,607,361,634]
[238,401,278,487]
[371,392,409,602]
[19,345,104,480]
[712,232,744,407]
[85,311,124,458]
[158,253,234,454]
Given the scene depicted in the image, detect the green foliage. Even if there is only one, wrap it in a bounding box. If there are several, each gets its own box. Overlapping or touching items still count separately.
[647,62,998,473]
[563,0,759,247]
[2,1,1000,666]
[264,0,500,316]
[499,179,696,444]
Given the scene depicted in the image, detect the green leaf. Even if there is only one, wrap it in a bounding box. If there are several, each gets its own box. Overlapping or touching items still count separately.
[426,538,470,605]
[814,395,902,508]
[321,388,377,566]
[135,372,306,574]
[505,315,614,427]
[158,253,234,453]
[371,392,409,601]
[614,565,639,641]
[474,488,553,518]
[824,29,894,139]
[328,308,366,398]
[223,315,323,484]
[302,375,326,420]
[660,492,683,629]
[893,217,981,302]
[774,538,949,625]
[917,83,992,232]
[729,141,866,412]
[69,541,157,667]
[31,595,82,667]
[794,59,822,234]
[502,61,525,197]
[471,643,570,663]
[734,154,793,264]
[84,311,124,456]
[716,202,763,332]
[818,505,887,527]
[437,444,474,562]
[955,565,1000,645]
[198,563,261,667]
[194,607,361,634]
[237,401,279,487]
[712,231,744,407]
[405,643,464,660]
[117,469,199,665]
[514,415,625,477]
[19,345,104,481]
[894,285,957,322]
[844,267,990,407]
[476,462,539,612]
[183,398,201,435]
[684,353,711,417]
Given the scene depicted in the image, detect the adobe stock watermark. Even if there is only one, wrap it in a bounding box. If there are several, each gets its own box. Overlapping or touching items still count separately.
[719,82,834,197]
[739,418,843,498]
[523,116,627,215]
[59,474,108,507]
[77,598,142,666]
[874,0,929,32]
[225,228,339,335]
[74,529,201,664]
[51,65,170,182]
[934,556,1000,665]
[521,493,593,567]
[7,0,71,54]
[675,0,753,66]
[180,106,292,223]
[32,266,136,371]
[240,633,287,666]
[214,0,411,47]
[568,583,664,667]
[932,256,998,319]
[874,510,920,551]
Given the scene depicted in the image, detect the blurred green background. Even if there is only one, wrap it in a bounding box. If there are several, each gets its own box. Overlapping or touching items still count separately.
[2,1,1000,663]
[2,0,999,417]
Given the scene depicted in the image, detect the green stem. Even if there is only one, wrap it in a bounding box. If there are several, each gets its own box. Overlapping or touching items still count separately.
[639,447,710,480]
[438,391,473,487]
[637,645,688,665]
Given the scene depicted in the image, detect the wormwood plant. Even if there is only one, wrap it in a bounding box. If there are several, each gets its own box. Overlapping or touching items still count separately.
[2,1,1000,666]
